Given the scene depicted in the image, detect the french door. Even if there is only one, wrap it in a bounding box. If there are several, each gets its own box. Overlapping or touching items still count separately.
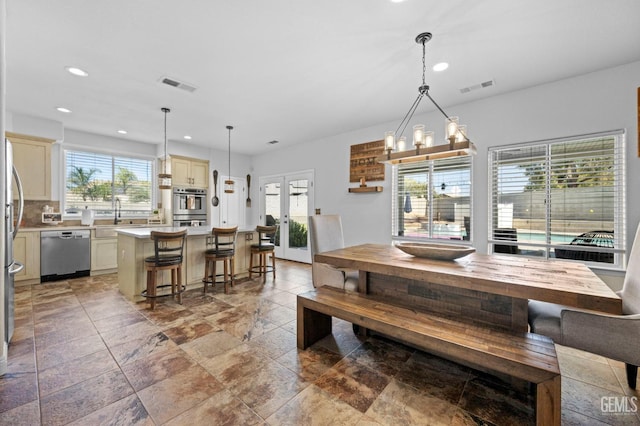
[259,170,314,263]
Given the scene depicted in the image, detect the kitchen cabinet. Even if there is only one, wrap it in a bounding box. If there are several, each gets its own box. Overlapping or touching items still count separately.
[171,156,209,188]
[6,132,54,200]
[185,234,207,284]
[14,231,40,283]
[117,228,256,301]
[234,231,256,277]
[91,231,118,273]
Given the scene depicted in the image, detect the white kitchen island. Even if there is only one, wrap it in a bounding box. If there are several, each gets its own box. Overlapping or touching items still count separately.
[117,226,257,302]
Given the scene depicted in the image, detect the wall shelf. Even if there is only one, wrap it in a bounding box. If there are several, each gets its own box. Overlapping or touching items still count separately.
[348,186,383,193]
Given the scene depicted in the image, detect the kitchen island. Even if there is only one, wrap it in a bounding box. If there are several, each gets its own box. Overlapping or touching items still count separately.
[117,226,257,302]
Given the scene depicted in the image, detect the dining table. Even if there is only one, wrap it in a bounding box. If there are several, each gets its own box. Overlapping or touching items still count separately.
[313,243,622,333]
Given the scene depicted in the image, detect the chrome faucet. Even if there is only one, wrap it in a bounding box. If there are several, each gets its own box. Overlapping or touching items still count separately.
[114,197,121,224]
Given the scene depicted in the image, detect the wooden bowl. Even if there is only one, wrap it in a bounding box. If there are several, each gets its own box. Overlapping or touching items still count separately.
[395,242,475,261]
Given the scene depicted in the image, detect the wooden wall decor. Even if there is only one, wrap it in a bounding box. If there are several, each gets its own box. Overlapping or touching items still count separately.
[350,140,385,183]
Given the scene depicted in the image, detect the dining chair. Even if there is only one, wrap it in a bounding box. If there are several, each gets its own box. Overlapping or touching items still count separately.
[142,229,188,310]
[528,222,640,388]
[308,214,358,291]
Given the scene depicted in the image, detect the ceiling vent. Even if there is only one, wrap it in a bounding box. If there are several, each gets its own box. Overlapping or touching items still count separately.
[159,76,197,93]
[460,79,495,94]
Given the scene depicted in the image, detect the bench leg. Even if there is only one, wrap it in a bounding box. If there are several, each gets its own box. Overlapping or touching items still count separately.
[297,304,332,349]
[536,375,561,426]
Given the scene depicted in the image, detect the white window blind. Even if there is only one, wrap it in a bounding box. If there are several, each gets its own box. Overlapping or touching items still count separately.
[392,156,472,242]
[64,150,154,216]
[488,131,625,268]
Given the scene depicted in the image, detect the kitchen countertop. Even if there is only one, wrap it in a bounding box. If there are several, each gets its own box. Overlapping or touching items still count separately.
[18,224,257,237]
[116,226,256,239]
[19,225,109,232]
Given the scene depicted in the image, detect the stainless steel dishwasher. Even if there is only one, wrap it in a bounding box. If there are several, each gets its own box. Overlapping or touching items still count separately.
[40,230,91,282]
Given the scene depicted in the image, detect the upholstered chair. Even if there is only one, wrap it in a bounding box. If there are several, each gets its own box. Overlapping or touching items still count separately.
[309,215,358,291]
[528,223,640,388]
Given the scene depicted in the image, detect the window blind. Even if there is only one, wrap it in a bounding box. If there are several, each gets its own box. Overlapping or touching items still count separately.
[393,156,472,242]
[488,131,625,268]
[65,150,154,216]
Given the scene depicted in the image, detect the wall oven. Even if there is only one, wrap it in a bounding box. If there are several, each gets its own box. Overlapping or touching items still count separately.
[173,187,207,226]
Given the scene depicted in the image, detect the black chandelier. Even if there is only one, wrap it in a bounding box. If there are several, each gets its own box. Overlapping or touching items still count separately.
[377,32,476,165]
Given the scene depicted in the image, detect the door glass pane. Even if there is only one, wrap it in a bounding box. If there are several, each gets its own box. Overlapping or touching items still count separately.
[265,182,281,247]
[288,179,308,249]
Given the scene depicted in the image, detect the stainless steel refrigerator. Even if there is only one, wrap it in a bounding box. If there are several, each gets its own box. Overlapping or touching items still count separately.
[4,139,24,344]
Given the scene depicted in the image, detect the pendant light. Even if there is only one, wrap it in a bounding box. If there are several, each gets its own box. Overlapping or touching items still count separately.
[158,107,172,189]
[378,32,476,165]
[224,125,235,193]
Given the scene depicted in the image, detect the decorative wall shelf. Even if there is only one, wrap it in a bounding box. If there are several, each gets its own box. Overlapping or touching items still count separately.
[376,140,476,165]
[348,186,383,193]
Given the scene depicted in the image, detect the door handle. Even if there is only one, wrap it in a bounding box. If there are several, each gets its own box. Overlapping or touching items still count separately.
[9,261,24,275]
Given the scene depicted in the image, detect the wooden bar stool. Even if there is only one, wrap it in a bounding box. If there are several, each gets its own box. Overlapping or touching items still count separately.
[203,226,238,294]
[142,229,188,310]
[249,225,277,282]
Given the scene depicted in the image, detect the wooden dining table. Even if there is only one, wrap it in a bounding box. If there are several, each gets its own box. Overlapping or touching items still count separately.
[314,243,622,332]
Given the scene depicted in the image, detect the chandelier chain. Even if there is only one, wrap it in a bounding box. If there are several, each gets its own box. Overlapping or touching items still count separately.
[422,38,426,87]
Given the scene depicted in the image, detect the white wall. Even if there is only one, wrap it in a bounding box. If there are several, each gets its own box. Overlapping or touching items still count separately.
[6,112,64,141]
[250,60,640,288]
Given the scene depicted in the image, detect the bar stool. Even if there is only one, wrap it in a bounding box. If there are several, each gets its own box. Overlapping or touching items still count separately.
[203,226,238,294]
[142,229,188,310]
[249,225,277,282]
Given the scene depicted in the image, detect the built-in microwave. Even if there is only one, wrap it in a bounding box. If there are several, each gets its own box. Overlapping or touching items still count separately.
[173,187,207,216]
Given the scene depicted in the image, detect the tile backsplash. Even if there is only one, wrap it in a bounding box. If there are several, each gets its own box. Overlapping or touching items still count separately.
[20,200,61,227]
[18,200,151,228]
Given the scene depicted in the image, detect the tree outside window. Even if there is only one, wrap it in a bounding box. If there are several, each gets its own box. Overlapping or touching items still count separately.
[64,150,154,216]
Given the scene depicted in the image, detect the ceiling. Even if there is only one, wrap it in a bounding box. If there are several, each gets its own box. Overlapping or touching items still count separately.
[6,0,640,155]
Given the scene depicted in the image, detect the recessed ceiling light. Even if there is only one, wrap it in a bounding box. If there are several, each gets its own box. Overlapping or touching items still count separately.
[56,107,72,113]
[433,62,449,72]
[65,66,89,77]
[183,135,192,140]
[117,130,128,135]
[390,0,407,3]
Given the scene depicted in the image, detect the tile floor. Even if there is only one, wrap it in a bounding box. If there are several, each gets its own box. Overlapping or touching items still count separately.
[1,260,639,425]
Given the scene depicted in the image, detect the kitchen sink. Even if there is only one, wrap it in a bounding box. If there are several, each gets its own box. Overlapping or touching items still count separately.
[94,223,147,238]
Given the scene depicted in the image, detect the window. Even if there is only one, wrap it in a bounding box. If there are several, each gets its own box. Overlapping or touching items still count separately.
[392,156,472,242]
[64,149,155,217]
[488,131,625,269]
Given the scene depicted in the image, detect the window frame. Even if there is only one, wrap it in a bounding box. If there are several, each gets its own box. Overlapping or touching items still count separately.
[61,145,157,219]
[488,130,626,270]
[391,155,473,245]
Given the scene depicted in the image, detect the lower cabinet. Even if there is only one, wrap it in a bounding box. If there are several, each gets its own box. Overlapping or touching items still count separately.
[186,234,207,285]
[235,231,256,277]
[117,230,259,301]
[14,231,40,283]
[91,233,118,273]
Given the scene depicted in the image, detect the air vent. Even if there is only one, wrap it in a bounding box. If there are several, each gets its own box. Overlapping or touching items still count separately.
[159,76,197,93]
[460,79,495,94]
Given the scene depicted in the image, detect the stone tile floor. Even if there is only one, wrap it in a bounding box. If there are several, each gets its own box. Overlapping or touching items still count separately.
[1,260,639,425]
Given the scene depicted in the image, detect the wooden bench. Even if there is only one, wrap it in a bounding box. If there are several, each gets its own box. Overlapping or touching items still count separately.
[297,286,560,426]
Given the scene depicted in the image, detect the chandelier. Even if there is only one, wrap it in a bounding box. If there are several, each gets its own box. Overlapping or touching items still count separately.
[158,107,172,189]
[377,32,476,165]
